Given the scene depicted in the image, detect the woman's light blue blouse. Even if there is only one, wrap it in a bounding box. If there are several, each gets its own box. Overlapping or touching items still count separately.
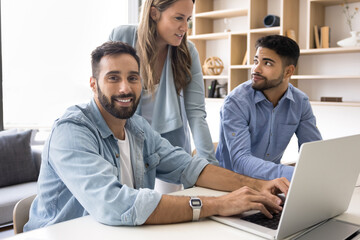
[109,25,217,164]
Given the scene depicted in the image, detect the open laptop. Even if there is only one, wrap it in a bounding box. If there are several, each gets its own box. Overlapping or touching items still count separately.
[211,134,360,239]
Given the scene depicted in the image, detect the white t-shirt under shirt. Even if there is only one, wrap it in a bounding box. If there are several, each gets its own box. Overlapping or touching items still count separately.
[117,129,134,188]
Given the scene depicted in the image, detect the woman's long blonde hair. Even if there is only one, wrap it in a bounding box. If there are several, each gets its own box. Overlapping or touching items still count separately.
[137,0,194,95]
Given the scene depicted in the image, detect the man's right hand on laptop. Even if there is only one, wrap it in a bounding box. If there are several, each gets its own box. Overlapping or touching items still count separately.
[213,185,284,219]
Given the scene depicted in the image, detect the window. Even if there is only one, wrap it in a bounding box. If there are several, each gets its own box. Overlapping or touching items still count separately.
[1,0,135,131]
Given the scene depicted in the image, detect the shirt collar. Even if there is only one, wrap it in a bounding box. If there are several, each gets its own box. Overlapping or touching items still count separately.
[89,98,144,140]
[283,84,295,102]
[89,98,113,139]
[253,83,295,104]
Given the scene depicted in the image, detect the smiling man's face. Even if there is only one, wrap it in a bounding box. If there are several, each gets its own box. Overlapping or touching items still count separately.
[91,53,141,120]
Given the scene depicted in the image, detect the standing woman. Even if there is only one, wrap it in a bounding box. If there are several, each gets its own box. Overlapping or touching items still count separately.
[109,0,217,193]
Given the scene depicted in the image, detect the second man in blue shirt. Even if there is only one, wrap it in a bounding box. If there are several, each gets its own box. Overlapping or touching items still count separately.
[216,35,322,181]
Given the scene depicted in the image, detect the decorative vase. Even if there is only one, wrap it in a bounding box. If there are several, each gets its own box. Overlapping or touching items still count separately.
[337,31,360,47]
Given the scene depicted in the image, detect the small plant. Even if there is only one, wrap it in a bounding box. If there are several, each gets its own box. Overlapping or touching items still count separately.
[188,20,192,30]
[187,20,193,35]
[341,0,359,31]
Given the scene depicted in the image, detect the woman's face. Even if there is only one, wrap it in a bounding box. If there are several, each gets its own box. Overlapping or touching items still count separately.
[151,0,193,47]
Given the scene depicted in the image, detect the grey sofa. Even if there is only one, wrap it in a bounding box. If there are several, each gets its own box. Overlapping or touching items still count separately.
[0,130,42,227]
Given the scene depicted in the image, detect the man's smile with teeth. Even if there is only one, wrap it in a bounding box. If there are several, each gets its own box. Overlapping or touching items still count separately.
[116,98,132,103]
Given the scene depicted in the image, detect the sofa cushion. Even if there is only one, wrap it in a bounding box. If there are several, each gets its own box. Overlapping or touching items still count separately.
[0,182,37,225]
[0,130,38,187]
[0,129,17,136]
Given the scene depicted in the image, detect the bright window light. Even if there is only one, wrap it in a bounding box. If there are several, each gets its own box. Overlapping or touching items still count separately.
[2,0,130,129]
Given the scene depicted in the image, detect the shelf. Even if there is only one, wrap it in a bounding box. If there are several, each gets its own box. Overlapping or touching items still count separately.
[249,27,281,34]
[300,47,360,55]
[188,32,229,40]
[292,75,360,80]
[309,0,359,6]
[188,31,248,40]
[205,99,360,107]
[195,8,248,19]
[203,75,228,80]
[231,32,247,37]
[191,0,359,103]
[230,65,252,69]
[310,101,360,107]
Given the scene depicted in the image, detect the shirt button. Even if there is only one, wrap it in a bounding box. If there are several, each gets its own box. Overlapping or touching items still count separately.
[145,163,149,168]
[116,154,119,158]
[232,133,235,136]
[266,154,270,156]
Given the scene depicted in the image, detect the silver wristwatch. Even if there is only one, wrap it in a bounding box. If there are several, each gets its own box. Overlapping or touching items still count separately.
[189,197,202,221]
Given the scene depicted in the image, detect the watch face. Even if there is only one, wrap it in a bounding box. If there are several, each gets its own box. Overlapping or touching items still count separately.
[191,199,202,207]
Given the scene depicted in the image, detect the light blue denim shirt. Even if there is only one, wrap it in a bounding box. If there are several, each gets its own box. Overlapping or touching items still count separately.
[108,25,217,164]
[216,80,322,181]
[24,99,209,231]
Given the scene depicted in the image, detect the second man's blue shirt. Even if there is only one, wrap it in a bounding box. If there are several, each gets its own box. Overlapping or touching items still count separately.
[216,80,322,181]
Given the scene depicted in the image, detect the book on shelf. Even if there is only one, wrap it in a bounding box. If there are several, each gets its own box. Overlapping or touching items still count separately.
[314,25,320,48]
[242,50,248,65]
[313,25,330,48]
[320,26,330,48]
[321,97,342,102]
[286,29,296,42]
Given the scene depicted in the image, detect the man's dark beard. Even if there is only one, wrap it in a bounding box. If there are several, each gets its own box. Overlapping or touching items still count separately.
[97,85,139,119]
[251,72,284,91]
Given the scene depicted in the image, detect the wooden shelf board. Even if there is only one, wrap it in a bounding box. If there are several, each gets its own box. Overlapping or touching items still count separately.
[249,27,281,34]
[195,8,248,19]
[230,65,252,69]
[204,100,360,107]
[203,75,228,80]
[189,31,247,40]
[230,32,248,37]
[309,0,359,6]
[301,47,360,55]
[310,101,360,107]
[292,75,360,80]
[188,32,229,40]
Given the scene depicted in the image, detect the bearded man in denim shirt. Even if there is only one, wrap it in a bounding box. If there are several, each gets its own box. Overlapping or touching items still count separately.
[216,35,322,182]
[25,41,289,231]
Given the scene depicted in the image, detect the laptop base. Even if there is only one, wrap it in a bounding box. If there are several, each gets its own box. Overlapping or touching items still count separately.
[294,219,360,240]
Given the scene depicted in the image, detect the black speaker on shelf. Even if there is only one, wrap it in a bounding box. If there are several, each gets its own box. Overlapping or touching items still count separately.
[263,15,280,27]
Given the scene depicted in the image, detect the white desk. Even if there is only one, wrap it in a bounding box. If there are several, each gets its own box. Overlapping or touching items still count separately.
[6,187,360,240]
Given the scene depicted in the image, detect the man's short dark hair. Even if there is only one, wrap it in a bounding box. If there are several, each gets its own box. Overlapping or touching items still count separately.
[255,35,300,67]
[91,41,140,79]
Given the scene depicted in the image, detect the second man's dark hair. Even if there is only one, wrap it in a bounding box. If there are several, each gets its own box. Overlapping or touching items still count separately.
[255,35,300,67]
[91,41,140,79]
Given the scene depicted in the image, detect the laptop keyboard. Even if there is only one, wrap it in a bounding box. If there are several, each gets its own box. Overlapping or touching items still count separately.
[241,211,282,230]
